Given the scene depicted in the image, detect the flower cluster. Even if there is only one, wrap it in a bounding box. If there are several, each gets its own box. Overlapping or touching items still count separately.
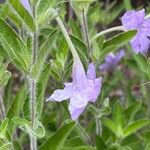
[121,9,150,55]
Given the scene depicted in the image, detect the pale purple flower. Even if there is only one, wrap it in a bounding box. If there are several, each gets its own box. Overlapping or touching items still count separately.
[121,9,150,54]
[20,0,31,13]
[47,62,102,120]
[99,50,125,71]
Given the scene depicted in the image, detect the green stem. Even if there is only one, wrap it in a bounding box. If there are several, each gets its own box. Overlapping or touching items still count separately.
[96,117,102,136]
[91,26,125,42]
[56,16,81,62]
[29,3,37,150]
[81,9,92,55]
[0,87,5,120]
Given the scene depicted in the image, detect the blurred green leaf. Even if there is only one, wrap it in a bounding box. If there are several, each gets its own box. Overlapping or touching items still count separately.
[123,119,149,137]
[39,121,75,150]
[95,135,106,150]
[101,117,116,136]
[133,54,150,76]
[0,143,13,150]
[113,101,125,131]
[124,101,141,124]
[123,0,132,10]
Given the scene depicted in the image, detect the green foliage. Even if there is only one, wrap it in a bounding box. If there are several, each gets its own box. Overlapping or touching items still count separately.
[95,135,106,150]
[123,119,149,137]
[0,18,29,71]
[39,121,75,150]
[102,101,149,140]
[100,30,137,60]
[0,0,149,149]
[9,0,35,31]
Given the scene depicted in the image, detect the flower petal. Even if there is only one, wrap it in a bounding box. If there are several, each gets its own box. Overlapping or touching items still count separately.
[130,32,150,54]
[69,92,88,120]
[87,77,102,102]
[121,9,145,29]
[115,50,125,63]
[46,83,74,102]
[72,61,87,90]
[87,63,96,79]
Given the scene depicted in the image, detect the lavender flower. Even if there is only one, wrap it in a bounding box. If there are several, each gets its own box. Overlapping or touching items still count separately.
[20,0,31,13]
[47,62,102,120]
[121,9,150,55]
[99,50,125,71]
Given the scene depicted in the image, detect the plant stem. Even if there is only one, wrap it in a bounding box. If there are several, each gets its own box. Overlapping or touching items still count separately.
[29,3,37,150]
[81,9,92,55]
[91,26,125,42]
[0,87,5,120]
[95,117,102,136]
[56,16,80,62]
[77,122,91,144]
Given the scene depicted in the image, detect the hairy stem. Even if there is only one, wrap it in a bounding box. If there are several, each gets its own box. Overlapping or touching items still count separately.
[56,16,80,62]
[95,118,102,136]
[81,9,92,55]
[0,87,5,120]
[91,26,125,42]
[29,3,38,150]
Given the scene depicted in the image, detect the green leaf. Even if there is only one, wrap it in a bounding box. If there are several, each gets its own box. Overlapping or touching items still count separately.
[124,101,141,124]
[8,0,35,31]
[6,86,27,136]
[0,4,22,28]
[31,30,57,79]
[39,121,75,150]
[0,143,13,150]
[101,117,116,136]
[12,117,30,126]
[145,143,150,150]
[37,0,57,26]
[7,86,27,118]
[36,64,51,119]
[33,122,45,138]
[95,135,106,150]
[103,30,137,49]
[113,101,125,129]
[71,35,88,68]
[1,118,9,133]
[0,18,29,71]
[123,119,149,137]
[133,54,150,76]
[100,30,137,59]
[123,0,132,10]
[64,136,86,147]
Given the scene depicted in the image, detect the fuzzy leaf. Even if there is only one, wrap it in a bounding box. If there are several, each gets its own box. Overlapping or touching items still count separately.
[0,18,29,71]
[123,119,149,137]
[100,30,137,59]
[8,0,35,31]
[39,121,75,150]
[101,117,116,136]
